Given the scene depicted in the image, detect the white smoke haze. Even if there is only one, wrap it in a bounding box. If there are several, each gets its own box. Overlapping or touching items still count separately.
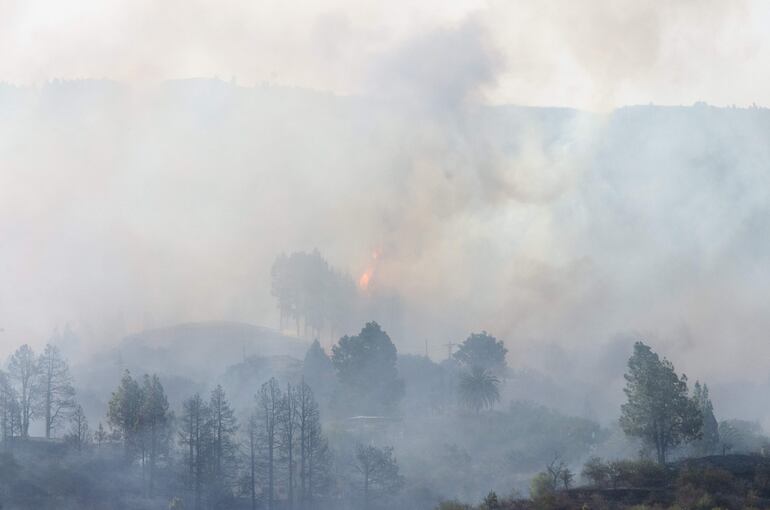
[2,0,770,108]
[2,0,770,428]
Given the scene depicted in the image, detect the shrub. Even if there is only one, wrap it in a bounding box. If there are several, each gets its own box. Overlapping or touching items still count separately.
[435,500,471,510]
[608,459,669,488]
[530,472,556,500]
[582,456,610,487]
[677,466,738,495]
[675,482,713,510]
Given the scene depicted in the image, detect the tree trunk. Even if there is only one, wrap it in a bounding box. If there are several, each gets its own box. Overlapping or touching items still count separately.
[250,425,256,510]
[268,435,274,510]
[45,379,52,439]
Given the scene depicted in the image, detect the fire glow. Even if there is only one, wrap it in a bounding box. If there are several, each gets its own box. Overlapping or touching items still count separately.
[358,250,380,291]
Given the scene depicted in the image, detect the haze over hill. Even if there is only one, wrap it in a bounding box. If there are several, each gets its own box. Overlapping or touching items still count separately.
[5,3,770,510]
[2,79,770,425]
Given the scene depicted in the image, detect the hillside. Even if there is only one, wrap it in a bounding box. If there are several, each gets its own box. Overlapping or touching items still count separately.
[449,454,770,510]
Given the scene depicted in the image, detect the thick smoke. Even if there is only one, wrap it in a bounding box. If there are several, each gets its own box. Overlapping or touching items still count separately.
[2,4,770,428]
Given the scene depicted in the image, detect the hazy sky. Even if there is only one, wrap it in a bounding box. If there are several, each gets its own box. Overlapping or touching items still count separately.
[2,0,770,110]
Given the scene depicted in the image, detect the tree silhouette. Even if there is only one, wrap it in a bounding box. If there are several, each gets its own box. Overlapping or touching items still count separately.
[619,342,702,463]
[331,322,404,414]
[38,343,76,439]
[453,332,508,376]
[7,345,41,438]
[353,444,404,509]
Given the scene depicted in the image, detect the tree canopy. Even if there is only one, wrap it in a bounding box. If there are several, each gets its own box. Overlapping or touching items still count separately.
[453,332,508,376]
[331,321,404,415]
[619,342,702,463]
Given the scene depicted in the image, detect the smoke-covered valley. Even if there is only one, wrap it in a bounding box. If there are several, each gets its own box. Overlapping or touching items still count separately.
[3,4,770,509]
[3,79,770,421]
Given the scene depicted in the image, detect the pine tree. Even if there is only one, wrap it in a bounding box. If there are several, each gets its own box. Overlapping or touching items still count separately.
[107,370,143,462]
[141,374,171,496]
[619,342,702,463]
[692,381,719,455]
[208,384,239,503]
[38,343,76,439]
[179,393,212,510]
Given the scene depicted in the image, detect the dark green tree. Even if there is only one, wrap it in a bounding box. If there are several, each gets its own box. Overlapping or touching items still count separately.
[140,374,171,496]
[453,332,508,376]
[179,393,212,510]
[107,370,143,461]
[619,342,702,463]
[302,340,335,409]
[331,322,404,414]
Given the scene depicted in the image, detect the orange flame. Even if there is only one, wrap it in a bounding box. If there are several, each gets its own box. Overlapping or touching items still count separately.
[358,249,380,291]
[358,269,373,290]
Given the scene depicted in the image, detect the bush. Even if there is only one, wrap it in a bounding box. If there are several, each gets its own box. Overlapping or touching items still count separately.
[675,482,714,510]
[530,472,556,500]
[608,459,669,488]
[582,456,610,487]
[677,466,738,495]
[754,463,770,496]
[435,501,471,510]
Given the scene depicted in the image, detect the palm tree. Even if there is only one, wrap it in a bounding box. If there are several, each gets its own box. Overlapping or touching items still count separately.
[458,366,500,414]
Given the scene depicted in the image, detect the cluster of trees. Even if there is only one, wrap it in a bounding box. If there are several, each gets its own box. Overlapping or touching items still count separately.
[107,372,172,496]
[245,379,332,510]
[105,370,334,509]
[0,343,80,442]
[6,325,765,510]
[325,322,508,417]
[0,321,426,510]
[271,250,358,339]
[519,341,724,508]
